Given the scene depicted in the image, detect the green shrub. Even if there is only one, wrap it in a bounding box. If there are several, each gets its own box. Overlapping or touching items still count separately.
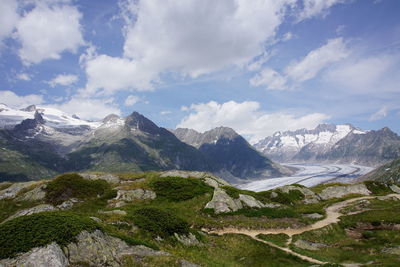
[45,173,114,205]
[131,207,189,237]
[364,181,392,195]
[0,212,100,259]
[256,189,304,205]
[257,233,290,247]
[150,177,213,201]
[221,186,256,199]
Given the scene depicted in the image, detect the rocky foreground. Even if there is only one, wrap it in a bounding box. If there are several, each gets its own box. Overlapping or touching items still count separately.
[1,171,400,266]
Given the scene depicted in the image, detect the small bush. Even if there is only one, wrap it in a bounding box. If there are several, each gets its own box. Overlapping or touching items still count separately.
[0,212,100,259]
[150,177,213,201]
[364,181,392,195]
[256,190,304,205]
[221,186,256,199]
[45,173,114,205]
[131,207,189,237]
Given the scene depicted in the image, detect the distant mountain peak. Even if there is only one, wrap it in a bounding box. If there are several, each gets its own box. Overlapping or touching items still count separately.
[125,111,161,134]
[102,114,120,124]
[20,105,37,112]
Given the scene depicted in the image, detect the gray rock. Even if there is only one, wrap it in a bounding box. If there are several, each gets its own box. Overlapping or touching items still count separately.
[0,243,68,267]
[180,259,201,267]
[115,188,156,201]
[17,185,46,202]
[383,246,400,255]
[270,191,278,198]
[302,213,324,219]
[389,184,400,194]
[90,216,102,223]
[57,198,79,210]
[205,188,242,213]
[0,181,38,200]
[79,173,120,184]
[293,239,328,251]
[174,233,200,246]
[239,194,264,208]
[204,177,219,189]
[3,204,57,223]
[278,185,321,203]
[65,230,169,266]
[319,184,371,200]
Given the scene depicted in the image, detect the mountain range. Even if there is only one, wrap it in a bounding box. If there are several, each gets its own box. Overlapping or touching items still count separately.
[255,123,400,166]
[0,104,291,182]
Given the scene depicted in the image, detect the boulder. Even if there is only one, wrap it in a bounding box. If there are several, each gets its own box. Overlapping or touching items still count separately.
[64,230,169,266]
[0,181,38,200]
[389,184,400,194]
[383,246,400,255]
[115,188,156,201]
[293,239,328,251]
[180,259,201,267]
[302,213,324,219]
[3,204,57,223]
[174,233,200,246]
[239,194,264,208]
[205,188,242,213]
[57,198,79,210]
[17,184,46,202]
[318,184,371,200]
[0,243,68,267]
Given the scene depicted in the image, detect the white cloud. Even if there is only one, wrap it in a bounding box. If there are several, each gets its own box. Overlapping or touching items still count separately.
[285,37,349,82]
[282,32,293,41]
[16,3,84,64]
[369,106,388,121]
[177,101,329,143]
[249,67,288,90]
[48,74,78,87]
[124,95,141,106]
[0,90,44,108]
[324,53,400,93]
[0,0,19,44]
[297,0,349,21]
[82,54,155,96]
[51,97,121,120]
[16,72,31,81]
[83,0,293,95]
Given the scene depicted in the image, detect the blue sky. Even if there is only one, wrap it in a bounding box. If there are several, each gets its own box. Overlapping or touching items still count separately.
[0,0,399,143]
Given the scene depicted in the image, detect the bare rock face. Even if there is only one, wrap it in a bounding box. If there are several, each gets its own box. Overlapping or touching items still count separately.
[239,194,265,208]
[390,184,400,194]
[174,233,201,246]
[205,188,242,213]
[0,181,38,200]
[64,230,169,266]
[318,184,371,200]
[79,173,120,184]
[0,243,68,267]
[116,188,156,201]
[2,204,57,223]
[17,184,46,202]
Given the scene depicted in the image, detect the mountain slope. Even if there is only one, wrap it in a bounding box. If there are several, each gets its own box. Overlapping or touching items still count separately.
[255,124,400,166]
[173,127,294,181]
[358,157,400,183]
[67,112,211,173]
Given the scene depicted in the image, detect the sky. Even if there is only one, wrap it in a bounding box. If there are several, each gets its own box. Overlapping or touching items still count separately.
[0,0,399,143]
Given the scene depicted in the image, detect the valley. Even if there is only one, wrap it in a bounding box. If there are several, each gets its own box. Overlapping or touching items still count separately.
[239,163,373,191]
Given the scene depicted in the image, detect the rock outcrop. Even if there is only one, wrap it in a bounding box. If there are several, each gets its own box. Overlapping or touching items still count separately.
[205,188,242,213]
[2,204,57,223]
[0,243,68,267]
[115,188,156,201]
[0,181,38,200]
[318,184,371,200]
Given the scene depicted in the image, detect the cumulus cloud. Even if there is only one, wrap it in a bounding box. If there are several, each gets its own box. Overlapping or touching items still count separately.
[0,90,44,108]
[369,106,388,121]
[82,54,155,96]
[0,0,19,44]
[16,72,31,81]
[285,37,349,82]
[297,0,349,21]
[177,100,329,143]
[250,67,288,90]
[48,74,78,87]
[16,3,84,64]
[50,97,121,120]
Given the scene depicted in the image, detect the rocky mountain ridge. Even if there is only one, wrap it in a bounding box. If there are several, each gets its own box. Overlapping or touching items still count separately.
[255,123,400,166]
[0,105,289,182]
